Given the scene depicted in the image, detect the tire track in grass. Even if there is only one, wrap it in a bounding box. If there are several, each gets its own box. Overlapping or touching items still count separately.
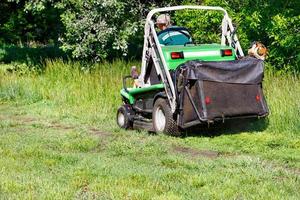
[171,145,221,159]
[171,144,300,177]
[0,114,112,138]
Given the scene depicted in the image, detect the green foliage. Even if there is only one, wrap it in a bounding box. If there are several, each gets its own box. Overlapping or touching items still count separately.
[0,44,68,69]
[174,10,224,44]
[57,0,183,60]
[59,0,142,60]
[174,0,300,72]
[1,0,183,61]
[0,0,63,44]
[268,14,300,71]
[0,0,299,71]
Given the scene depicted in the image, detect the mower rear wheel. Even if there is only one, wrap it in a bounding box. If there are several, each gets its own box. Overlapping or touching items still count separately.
[116,105,133,129]
[152,98,181,136]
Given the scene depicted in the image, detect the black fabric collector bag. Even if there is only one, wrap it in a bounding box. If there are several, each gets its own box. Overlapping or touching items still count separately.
[176,57,269,128]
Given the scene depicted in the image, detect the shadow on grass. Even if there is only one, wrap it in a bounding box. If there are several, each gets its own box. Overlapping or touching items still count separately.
[0,44,69,69]
[183,118,269,138]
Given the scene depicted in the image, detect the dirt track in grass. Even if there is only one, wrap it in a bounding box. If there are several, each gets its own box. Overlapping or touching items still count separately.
[0,102,241,161]
[0,113,112,138]
[0,113,228,159]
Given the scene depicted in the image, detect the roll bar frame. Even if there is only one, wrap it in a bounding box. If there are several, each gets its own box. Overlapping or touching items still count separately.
[138,6,244,113]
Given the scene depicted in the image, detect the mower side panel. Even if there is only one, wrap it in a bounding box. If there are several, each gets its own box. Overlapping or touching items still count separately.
[120,89,135,104]
[126,84,164,95]
[121,83,165,104]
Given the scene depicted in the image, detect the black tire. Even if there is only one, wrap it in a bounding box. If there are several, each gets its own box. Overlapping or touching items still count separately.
[152,98,181,136]
[116,105,133,129]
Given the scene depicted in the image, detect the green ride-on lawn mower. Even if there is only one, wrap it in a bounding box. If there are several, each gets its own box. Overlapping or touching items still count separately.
[116,6,269,136]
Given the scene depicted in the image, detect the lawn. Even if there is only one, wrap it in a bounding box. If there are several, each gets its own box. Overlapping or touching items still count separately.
[0,60,299,199]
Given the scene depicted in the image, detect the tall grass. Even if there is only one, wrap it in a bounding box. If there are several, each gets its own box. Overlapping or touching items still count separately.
[0,60,299,133]
[0,60,135,128]
[263,70,300,134]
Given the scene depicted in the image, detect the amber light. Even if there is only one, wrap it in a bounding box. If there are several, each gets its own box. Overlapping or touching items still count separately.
[221,49,233,56]
[171,52,184,59]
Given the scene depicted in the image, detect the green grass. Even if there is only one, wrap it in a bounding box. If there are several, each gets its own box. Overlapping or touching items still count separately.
[0,60,299,199]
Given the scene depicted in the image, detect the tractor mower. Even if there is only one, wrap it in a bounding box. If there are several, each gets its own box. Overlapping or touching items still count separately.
[116,6,269,136]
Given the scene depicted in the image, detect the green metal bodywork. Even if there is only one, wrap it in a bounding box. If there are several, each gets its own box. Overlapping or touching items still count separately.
[121,84,164,104]
[162,44,236,69]
[121,44,236,103]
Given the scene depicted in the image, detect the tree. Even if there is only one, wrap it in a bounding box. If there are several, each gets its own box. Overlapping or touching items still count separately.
[1,0,299,71]
[57,0,183,60]
[5,0,182,60]
[0,0,63,45]
[58,0,143,60]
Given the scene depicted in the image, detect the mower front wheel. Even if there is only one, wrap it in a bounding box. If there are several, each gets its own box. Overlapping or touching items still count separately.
[152,98,181,136]
[116,105,133,129]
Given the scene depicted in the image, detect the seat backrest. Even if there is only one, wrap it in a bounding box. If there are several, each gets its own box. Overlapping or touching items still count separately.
[157,26,192,46]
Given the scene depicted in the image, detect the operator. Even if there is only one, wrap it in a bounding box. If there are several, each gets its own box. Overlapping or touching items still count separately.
[156,14,192,46]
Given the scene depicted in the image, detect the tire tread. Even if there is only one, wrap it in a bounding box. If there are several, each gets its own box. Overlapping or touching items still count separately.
[153,98,181,136]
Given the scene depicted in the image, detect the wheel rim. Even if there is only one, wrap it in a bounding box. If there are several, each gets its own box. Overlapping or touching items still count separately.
[117,112,125,127]
[154,106,166,132]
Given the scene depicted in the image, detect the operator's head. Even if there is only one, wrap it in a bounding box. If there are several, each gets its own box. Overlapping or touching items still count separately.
[156,14,171,30]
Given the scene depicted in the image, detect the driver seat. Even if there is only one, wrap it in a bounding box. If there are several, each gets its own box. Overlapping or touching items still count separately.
[157,26,192,46]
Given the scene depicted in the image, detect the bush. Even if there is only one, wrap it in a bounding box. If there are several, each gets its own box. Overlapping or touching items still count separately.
[0,44,68,70]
